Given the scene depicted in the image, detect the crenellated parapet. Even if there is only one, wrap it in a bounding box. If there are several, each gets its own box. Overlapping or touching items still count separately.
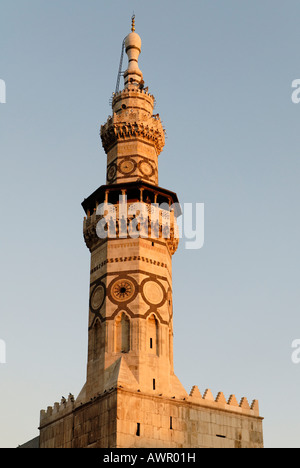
[112,87,155,115]
[188,386,260,417]
[40,394,75,427]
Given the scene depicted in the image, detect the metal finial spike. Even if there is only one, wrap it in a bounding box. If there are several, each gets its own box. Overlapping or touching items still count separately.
[131,14,135,32]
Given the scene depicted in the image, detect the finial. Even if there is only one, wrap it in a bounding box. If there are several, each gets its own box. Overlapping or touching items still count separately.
[123,15,143,88]
[131,14,135,32]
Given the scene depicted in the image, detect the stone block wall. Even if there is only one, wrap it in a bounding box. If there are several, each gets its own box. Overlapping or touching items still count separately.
[39,387,263,449]
[39,391,118,449]
[116,388,263,449]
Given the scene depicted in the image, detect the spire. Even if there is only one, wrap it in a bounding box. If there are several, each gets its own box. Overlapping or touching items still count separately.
[131,14,135,32]
[123,15,143,88]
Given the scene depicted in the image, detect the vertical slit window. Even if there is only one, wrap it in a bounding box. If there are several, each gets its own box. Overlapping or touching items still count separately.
[136,423,140,437]
[148,314,159,356]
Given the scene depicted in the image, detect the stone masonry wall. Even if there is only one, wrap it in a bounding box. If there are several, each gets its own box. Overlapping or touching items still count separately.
[39,391,118,448]
[116,389,263,449]
[39,387,263,448]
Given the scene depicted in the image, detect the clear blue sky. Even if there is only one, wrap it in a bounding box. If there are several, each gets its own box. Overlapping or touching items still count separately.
[1,0,300,448]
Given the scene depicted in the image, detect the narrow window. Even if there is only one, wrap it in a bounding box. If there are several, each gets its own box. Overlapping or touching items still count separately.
[170,417,173,430]
[152,242,154,247]
[93,320,101,360]
[136,423,140,437]
[115,313,130,353]
[148,314,159,356]
[153,379,156,390]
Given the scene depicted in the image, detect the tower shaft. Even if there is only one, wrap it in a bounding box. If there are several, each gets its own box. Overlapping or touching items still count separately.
[80,27,185,400]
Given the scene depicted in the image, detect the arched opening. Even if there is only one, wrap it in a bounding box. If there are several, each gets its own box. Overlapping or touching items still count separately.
[115,312,130,353]
[147,314,159,356]
[93,319,102,360]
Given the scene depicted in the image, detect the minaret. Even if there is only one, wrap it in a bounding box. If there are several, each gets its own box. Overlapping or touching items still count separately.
[38,18,264,449]
[80,17,187,401]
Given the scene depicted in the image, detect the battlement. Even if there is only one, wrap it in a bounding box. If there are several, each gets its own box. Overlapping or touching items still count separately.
[110,87,155,120]
[112,86,155,106]
[40,394,75,427]
[188,386,260,418]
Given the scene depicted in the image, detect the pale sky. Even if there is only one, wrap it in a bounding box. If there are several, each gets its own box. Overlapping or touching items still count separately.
[1,0,300,448]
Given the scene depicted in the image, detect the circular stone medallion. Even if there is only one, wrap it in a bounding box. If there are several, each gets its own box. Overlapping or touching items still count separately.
[119,159,135,175]
[111,278,136,303]
[107,164,117,182]
[139,161,154,177]
[90,284,105,311]
[143,280,165,306]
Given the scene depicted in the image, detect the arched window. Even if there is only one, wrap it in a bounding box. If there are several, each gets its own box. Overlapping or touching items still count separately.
[93,319,102,360]
[148,314,159,356]
[115,313,130,353]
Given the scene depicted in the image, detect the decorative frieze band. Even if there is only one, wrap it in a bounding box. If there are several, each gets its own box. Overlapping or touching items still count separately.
[91,256,168,275]
[100,115,165,155]
[84,214,179,256]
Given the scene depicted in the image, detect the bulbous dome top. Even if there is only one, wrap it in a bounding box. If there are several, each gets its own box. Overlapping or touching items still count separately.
[123,16,143,88]
[125,31,142,53]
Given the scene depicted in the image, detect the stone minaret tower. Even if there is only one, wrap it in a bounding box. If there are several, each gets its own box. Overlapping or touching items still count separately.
[80,16,186,401]
[39,19,264,449]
